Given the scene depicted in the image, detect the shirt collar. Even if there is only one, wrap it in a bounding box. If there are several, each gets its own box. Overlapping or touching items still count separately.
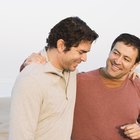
[40,47,68,77]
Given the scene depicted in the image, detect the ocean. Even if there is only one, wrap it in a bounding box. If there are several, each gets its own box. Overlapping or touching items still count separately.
[0,97,10,140]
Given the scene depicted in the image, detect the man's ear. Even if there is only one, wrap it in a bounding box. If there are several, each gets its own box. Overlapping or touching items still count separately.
[57,39,65,53]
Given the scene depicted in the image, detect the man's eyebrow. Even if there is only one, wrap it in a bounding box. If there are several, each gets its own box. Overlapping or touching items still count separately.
[113,49,132,60]
[81,50,90,53]
[113,48,119,52]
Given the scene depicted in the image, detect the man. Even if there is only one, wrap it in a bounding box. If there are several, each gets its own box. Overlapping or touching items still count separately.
[71,33,140,140]
[9,16,99,140]
[20,34,140,140]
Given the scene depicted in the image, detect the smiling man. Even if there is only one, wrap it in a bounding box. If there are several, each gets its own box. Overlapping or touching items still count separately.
[105,39,139,80]
[71,33,140,140]
[9,16,98,140]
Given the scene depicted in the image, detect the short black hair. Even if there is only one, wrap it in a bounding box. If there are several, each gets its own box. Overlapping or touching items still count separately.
[46,16,99,51]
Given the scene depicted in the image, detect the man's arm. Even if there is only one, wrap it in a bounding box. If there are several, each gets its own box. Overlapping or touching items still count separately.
[9,76,42,140]
[20,52,140,80]
[20,59,27,72]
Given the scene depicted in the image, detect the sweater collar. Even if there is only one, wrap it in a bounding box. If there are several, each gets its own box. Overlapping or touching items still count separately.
[40,47,69,77]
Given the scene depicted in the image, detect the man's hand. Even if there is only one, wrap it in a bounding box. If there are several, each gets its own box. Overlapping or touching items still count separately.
[24,52,46,65]
[129,71,140,80]
[120,123,140,139]
[20,52,46,72]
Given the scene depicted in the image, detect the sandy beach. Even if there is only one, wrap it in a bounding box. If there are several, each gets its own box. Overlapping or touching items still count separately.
[0,97,10,140]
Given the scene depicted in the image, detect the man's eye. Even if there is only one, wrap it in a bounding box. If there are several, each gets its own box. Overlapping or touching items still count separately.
[124,58,130,62]
[113,51,118,55]
[79,51,83,54]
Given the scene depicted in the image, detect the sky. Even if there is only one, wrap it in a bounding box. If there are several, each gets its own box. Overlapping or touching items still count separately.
[0,0,140,97]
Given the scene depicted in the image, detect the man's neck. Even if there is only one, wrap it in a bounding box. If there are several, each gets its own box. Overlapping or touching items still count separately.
[99,68,126,88]
[47,48,63,72]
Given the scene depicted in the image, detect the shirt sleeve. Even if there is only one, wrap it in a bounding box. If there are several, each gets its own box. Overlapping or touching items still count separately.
[9,76,42,140]
[19,59,27,72]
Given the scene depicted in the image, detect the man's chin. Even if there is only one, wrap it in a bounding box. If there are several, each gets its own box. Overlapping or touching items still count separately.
[69,67,76,72]
[69,68,76,72]
[64,68,75,72]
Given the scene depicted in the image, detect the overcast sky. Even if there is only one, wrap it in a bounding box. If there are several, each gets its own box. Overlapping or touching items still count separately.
[0,0,140,97]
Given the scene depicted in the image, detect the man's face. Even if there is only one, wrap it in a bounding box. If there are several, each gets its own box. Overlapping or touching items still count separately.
[60,41,92,71]
[105,41,139,80]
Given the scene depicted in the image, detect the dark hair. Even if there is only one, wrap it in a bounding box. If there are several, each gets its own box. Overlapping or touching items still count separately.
[111,33,140,63]
[46,16,99,51]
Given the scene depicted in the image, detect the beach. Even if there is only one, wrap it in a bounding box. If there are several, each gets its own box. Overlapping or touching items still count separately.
[0,97,10,140]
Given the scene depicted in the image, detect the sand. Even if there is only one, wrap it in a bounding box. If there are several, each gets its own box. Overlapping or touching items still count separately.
[0,97,10,140]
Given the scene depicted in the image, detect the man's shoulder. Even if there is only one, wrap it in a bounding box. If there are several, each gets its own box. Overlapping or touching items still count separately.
[131,78,140,93]
[133,77,140,85]
[77,69,99,80]
[78,69,98,76]
[21,63,44,75]
[17,63,47,83]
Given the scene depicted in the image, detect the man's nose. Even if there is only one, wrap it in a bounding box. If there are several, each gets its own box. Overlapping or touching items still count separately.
[114,57,123,64]
[81,53,87,62]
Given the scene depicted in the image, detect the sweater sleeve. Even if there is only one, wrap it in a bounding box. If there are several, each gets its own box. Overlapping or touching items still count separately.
[9,76,43,140]
[19,59,26,72]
